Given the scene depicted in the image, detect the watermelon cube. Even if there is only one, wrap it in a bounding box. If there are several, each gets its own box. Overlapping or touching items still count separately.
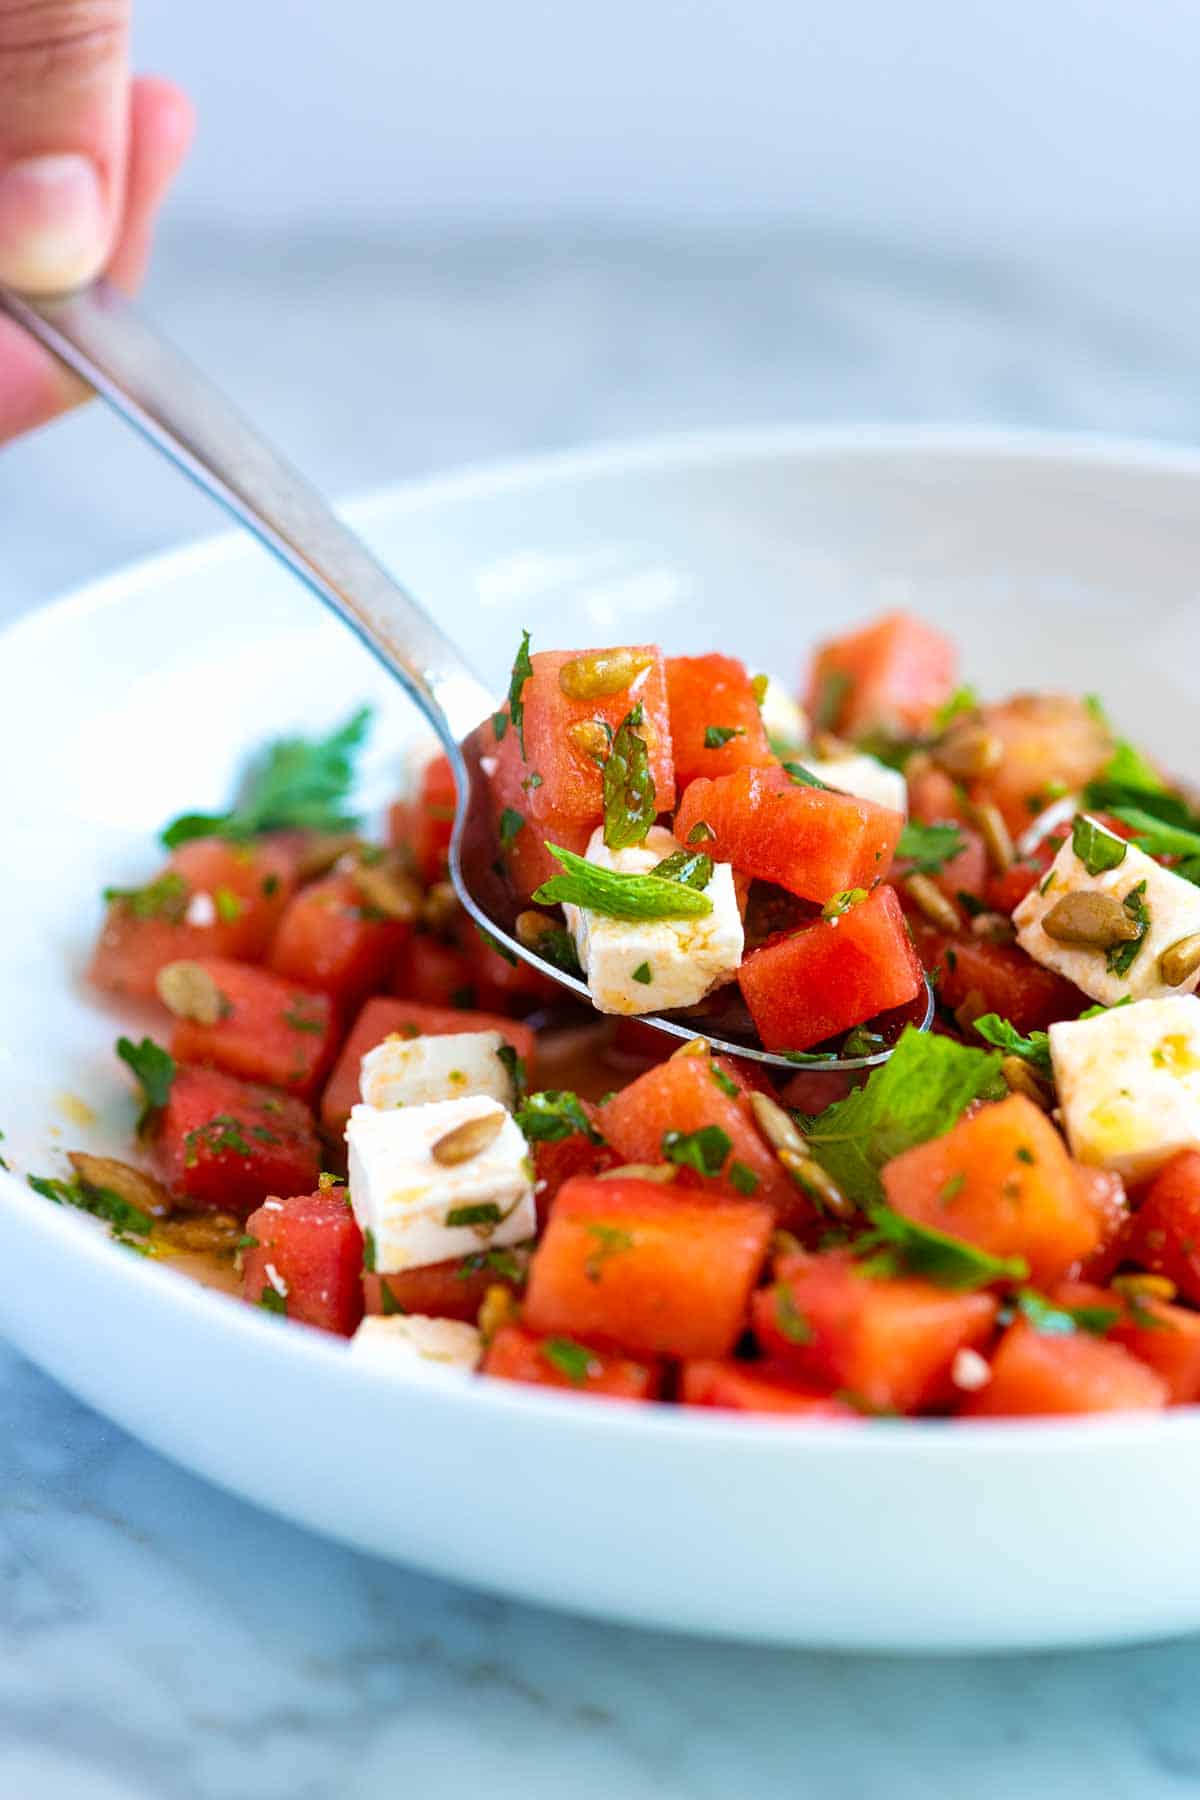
[518,646,675,825]
[242,1189,364,1335]
[482,1324,662,1400]
[665,653,774,788]
[960,1317,1166,1416]
[1125,1151,1200,1306]
[267,869,411,1006]
[153,1064,321,1215]
[805,610,957,737]
[164,958,339,1100]
[363,1247,528,1323]
[679,1359,858,1417]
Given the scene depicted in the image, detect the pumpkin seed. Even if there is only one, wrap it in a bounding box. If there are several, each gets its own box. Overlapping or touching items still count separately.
[1160,932,1200,988]
[567,719,612,762]
[154,1210,244,1255]
[431,1109,506,1166]
[670,1036,712,1061]
[903,872,963,934]
[750,1090,806,1156]
[156,959,230,1026]
[558,648,654,701]
[515,908,557,949]
[777,1149,853,1219]
[351,858,421,922]
[296,832,364,879]
[1000,1056,1051,1111]
[421,880,461,936]
[1112,1272,1177,1303]
[968,800,1014,873]
[597,1162,679,1183]
[67,1152,173,1219]
[932,726,1003,781]
[1041,890,1140,948]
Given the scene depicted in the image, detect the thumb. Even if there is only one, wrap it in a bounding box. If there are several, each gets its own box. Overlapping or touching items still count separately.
[0,1,129,293]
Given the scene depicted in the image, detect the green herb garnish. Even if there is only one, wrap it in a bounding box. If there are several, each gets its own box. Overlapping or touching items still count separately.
[857,1207,1028,1291]
[515,1090,604,1144]
[972,1014,1053,1078]
[632,962,652,984]
[116,1035,176,1134]
[651,848,714,890]
[28,1171,155,1244]
[1107,881,1150,977]
[822,887,868,921]
[602,702,657,851]
[662,1125,731,1177]
[897,820,966,875]
[541,1337,595,1385]
[774,1284,815,1344]
[508,629,534,758]
[703,725,744,749]
[259,1286,288,1316]
[445,1201,504,1229]
[584,1223,635,1281]
[161,707,371,847]
[102,869,190,921]
[1015,1290,1120,1337]
[931,686,979,733]
[363,1228,377,1273]
[781,762,831,790]
[814,668,851,732]
[497,1042,527,1101]
[498,807,525,847]
[533,845,713,921]
[1072,813,1128,877]
[729,1160,760,1195]
[709,1063,741,1100]
[687,820,716,843]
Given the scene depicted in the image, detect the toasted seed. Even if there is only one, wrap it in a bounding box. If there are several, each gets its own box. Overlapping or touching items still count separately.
[154,1210,244,1255]
[932,726,1003,780]
[478,1282,520,1342]
[515,908,557,950]
[431,1110,506,1166]
[770,1227,804,1259]
[567,719,612,762]
[67,1152,173,1219]
[296,832,364,879]
[1041,891,1140,948]
[750,1090,806,1157]
[1112,1272,1178,1303]
[156,959,230,1026]
[558,647,654,701]
[954,987,991,1033]
[670,1036,712,1061]
[968,800,1014,873]
[1160,932,1200,988]
[812,729,852,760]
[1000,1056,1051,1111]
[422,880,461,936]
[778,1149,853,1219]
[903,872,963,934]
[351,859,421,922]
[970,910,1017,945]
[597,1162,679,1183]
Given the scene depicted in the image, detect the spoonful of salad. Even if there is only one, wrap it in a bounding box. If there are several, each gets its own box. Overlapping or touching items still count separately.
[0,278,931,1072]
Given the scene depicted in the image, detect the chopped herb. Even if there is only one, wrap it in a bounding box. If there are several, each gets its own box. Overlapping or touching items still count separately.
[957,891,989,919]
[523,921,583,978]
[259,1286,288,1316]
[729,1160,760,1195]
[822,887,868,921]
[0,1129,7,1173]
[283,1002,325,1034]
[497,1042,527,1101]
[363,1228,377,1273]
[651,848,714,890]
[492,711,508,742]
[522,771,544,793]
[533,845,713,921]
[445,1201,504,1229]
[516,1088,602,1146]
[498,807,525,847]
[897,820,967,875]
[1016,1290,1120,1337]
[507,629,534,758]
[662,1125,731,1177]
[380,1282,406,1315]
[1084,740,1173,816]
[931,686,979,733]
[476,926,519,968]
[541,1337,594,1385]
[102,869,190,922]
[857,1207,1028,1291]
[602,702,657,850]
[1072,813,1128,877]
[687,820,716,843]
[1107,881,1150,977]
[781,762,831,790]
[161,707,372,847]
[584,1223,635,1281]
[774,1284,814,1344]
[456,1245,529,1285]
[703,725,744,749]
[780,1048,841,1065]
[972,1013,1053,1078]
[813,668,851,732]
[28,1171,155,1243]
[632,961,653,984]
[841,1027,888,1060]
[183,1114,258,1163]
[237,1233,259,1249]
[214,886,243,923]
[709,1063,741,1099]
[1109,805,1200,877]
[116,1036,176,1133]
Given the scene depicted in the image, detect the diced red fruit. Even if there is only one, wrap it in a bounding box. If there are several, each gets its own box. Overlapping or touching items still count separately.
[679,1359,858,1418]
[475,709,593,904]
[267,870,409,1006]
[165,958,339,1100]
[910,921,1083,1034]
[675,765,902,904]
[363,1254,524,1324]
[1054,1280,1200,1406]
[89,836,297,999]
[776,1065,862,1114]
[390,932,479,1009]
[880,1093,1105,1288]
[320,995,537,1137]
[931,829,989,907]
[984,861,1042,914]
[806,610,957,738]
[482,1324,662,1400]
[153,1064,321,1215]
[738,885,924,1053]
[967,695,1113,836]
[410,753,457,884]
[524,1176,773,1359]
[1073,1166,1129,1279]
[598,1052,800,1218]
[665,653,775,787]
[753,1250,998,1414]
[518,646,675,826]
[1124,1151,1200,1306]
[533,1113,619,1228]
[960,1317,1167,1416]
[464,924,560,1011]
[242,1190,364,1336]
[907,763,967,826]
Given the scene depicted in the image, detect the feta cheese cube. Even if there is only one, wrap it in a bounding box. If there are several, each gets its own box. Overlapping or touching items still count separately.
[346,1096,536,1274]
[360,1030,517,1111]
[350,1314,482,1374]
[758,676,808,752]
[564,825,744,1016]
[803,752,908,818]
[1013,821,1200,1007]
[1050,995,1200,1183]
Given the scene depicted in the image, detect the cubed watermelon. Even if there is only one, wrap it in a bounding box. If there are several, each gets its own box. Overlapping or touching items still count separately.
[518,646,675,825]
[267,869,410,1006]
[960,1317,1166,1416]
[153,1064,321,1215]
[363,1248,527,1323]
[806,611,957,738]
[909,923,1084,1034]
[1125,1151,1200,1305]
[966,695,1113,836]
[665,653,774,787]
[242,1189,364,1335]
[482,1323,662,1400]
[679,1359,858,1417]
[164,958,340,1100]
[1054,1279,1200,1406]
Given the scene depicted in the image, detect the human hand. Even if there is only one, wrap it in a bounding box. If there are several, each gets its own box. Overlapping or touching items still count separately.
[0,1,193,444]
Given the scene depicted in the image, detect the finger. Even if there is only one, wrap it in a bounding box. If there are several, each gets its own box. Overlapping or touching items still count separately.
[0,0,130,293]
[107,75,195,294]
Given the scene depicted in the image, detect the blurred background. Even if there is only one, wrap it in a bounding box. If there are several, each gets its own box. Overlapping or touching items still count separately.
[8,0,1200,611]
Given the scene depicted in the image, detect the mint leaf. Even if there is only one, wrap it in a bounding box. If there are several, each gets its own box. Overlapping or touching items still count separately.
[1109,805,1200,871]
[662,1125,731,1176]
[1072,813,1128,876]
[161,707,371,847]
[931,686,979,733]
[515,1090,603,1144]
[28,1171,155,1242]
[897,820,966,875]
[508,629,534,759]
[602,702,657,851]
[541,1337,595,1385]
[533,844,713,920]
[498,807,525,846]
[116,1036,176,1134]
[651,848,713,890]
[972,1013,1053,1078]
[782,762,831,790]
[1106,880,1150,976]
[822,887,867,921]
[1016,1289,1120,1337]
[703,725,743,749]
[857,1206,1028,1291]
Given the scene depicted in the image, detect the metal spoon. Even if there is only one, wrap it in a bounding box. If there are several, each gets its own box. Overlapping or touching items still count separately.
[1,279,931,1072]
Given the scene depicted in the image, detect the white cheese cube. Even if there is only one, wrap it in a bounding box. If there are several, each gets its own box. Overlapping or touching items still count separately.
[804,752,908,818]
[1013,821,1200,1007]
[758,677,808,752]
[346,1096,536,1274]
[1050,995,1200,1182]
[351,1314,482,1374]
[564,825,744,1016]
[360,1030,517,1111]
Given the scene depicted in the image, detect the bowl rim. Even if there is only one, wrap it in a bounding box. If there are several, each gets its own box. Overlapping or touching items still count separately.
[8,418,1200,1457]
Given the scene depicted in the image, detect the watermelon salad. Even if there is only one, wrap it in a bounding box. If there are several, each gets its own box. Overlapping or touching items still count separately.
[22,608,1200,1419]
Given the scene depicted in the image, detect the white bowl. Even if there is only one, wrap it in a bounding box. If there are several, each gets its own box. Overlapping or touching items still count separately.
[4,426,1200,1653]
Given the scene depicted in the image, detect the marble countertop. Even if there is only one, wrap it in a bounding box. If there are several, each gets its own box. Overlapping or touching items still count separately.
[8,222,1200,1798]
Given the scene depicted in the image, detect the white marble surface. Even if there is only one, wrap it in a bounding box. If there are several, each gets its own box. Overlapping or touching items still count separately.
[8,223,1200,1797]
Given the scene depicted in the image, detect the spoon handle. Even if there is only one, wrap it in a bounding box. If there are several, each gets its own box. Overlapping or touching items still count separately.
[0,280,492,744]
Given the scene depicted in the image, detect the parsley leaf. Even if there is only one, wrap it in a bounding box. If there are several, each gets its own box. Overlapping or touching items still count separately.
[533,844,713,920]
[662,1125,731,1176]
[803,1028,1003,1211]
[584,1223,635,1281]
[729,1160,760,1195]
[602,702,657,850]
[498,807,525,846]
[857,1207,1028,1291]
[703,725,744,749]
[515,1090,604,1144]
[102,870,190,921]
[1072,813,1128,876]
[28,1171,155,1243]
[541,1337,595,1385]
[931,686,979,733]
[497,1042,527,1102]
[161,707,372,847]
[1106,880,1150,977]
[446,1201,504,1229]
[897,820,967,875]
[116,1036,176,1134]
[773,1284,815,1343]
[632,961,652,984]
[972,1013,1053,1078]
[508,629,534,758]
